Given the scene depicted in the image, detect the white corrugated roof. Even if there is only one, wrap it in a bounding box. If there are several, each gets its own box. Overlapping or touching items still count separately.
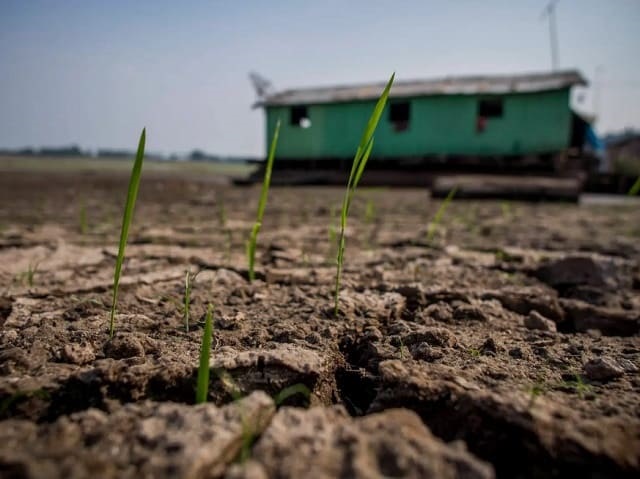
[258,70,586,107]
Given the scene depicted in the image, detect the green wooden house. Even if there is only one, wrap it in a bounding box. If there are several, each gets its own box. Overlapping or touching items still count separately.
[255,70,593,182]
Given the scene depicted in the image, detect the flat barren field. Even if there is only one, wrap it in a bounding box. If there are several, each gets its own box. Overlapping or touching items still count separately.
[1,166,639,478]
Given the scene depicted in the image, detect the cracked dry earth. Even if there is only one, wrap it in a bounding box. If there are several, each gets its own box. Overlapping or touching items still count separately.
[0,169,639,479]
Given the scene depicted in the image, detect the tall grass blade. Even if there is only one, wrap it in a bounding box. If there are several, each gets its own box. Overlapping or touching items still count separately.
[628,176,640,196]
[334,74,394,316]
[109,128,146,338]
[426,186,457,244]
[195,304,214,404]
[247,119,281,281]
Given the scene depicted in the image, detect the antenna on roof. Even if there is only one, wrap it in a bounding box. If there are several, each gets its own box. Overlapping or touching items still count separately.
[540,0,560,71]
[249,72,275,100]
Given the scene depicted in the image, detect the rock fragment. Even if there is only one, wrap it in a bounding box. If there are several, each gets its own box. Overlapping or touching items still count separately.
[534,254,632,290]
[481,286,564,322]
[524,311,557,332]
[406,327,457,348]
[420,302,454,323]
[61,343,96,365]
[583,357,625,382]
[103,335,145,359]
[453,304,489,322]
[412,342,444,362]
[560,299,640,336]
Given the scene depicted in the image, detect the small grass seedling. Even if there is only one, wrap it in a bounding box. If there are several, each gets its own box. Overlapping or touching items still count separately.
[79,201,88,235]
[327,205,338,263]
[218,197,228,227]
[109,128,146,339]
[426,186,457,244]
[629,176,640,196]
[247,120,281,282]
[224,229,232,263]
[527,380,547,408]
[467,348,481,358]
[301,250,310,268]
[195,304,214,404]
[564,374,591,399]
[364,198,376,224]
[183,269,200,333]
[25,260,39,287]
[398,336,408,360]
[500,200,512,218]
[184,271,192,332]
[273,383,311,406]
[14,260,40,287]
[334,73,394,316]
[328,223,337,255]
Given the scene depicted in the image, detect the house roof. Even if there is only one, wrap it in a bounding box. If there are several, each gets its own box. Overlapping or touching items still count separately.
[257,70,587,107]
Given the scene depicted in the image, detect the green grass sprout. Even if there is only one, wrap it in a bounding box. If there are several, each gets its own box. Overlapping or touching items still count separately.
[195,304,214,404]
[628,176,640,196]
[27,261,38,287]
[327,205,338,262]
[398,336,408,360]
[22,260,40,287]
[79,201,88,235]
[14,260,41,287]
[218,197,228,227]
[467,348,481,358]
[426,186,457,244]
[500,200,512,218]
[364,199,376,224]
[334,73,394,316]
[527,381,547,408]
[224,229,232,264]
[247,119,281,281]
[566,374,591,399]
[109,127,146,338]
[273,383,311,406]
[183,269,199,333]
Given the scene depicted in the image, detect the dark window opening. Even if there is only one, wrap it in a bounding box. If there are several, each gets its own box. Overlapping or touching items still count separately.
[476,98,503,133]
[389,101,410,132]
[290,106,311,128]
[478,98,503,118]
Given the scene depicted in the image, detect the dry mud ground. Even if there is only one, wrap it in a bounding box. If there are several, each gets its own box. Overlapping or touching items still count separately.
[0,169,639,479]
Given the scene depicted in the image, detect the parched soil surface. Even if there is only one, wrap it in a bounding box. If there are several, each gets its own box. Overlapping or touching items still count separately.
[0,169,639,478]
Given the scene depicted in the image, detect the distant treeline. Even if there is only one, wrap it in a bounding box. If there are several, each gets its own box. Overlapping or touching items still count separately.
[0,145,87,157]
[0,145,256,163]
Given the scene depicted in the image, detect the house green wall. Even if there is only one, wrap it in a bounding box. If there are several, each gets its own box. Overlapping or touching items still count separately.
[265,88,572,159]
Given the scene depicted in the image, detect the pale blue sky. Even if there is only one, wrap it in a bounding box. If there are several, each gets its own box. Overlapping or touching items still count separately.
[1,0,638,156]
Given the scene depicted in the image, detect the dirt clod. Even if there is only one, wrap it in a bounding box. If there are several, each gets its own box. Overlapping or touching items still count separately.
[243,405,494,479]
[524,310,557,332]
[583,357,626,382]
[104,335,146,359]
[0,391,275,479]
[61,343,96,365]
